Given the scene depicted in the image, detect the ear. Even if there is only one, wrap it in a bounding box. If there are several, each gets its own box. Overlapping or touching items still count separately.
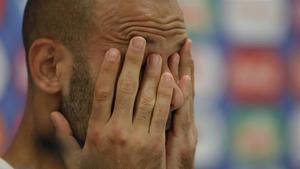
[28,39,66,94]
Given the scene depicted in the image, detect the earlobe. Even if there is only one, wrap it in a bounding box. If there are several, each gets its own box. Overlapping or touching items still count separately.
[28,39,63,94]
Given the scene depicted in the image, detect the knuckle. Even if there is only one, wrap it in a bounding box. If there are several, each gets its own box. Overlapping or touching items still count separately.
[149,136,164,151]
[158,87,172,99]
[132,137,148,151]
[180,147,194,158]
[146,70,160,81]
[182,121,192,131]
[94,88,111,102]
[87,129,102,145]
[153,117,167,131]
[140,94,155,110]
[136,113,149,122]
[157,107,168,116]
[118,78,138,95]
[108,126,128,146]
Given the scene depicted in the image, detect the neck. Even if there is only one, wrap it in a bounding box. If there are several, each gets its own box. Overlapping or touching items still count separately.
[2,87,65,169]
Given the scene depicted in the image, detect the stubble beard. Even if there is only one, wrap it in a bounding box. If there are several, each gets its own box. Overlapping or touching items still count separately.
[61,55,94,147]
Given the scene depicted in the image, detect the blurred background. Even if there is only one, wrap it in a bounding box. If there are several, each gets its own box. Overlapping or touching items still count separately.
[0,0,299,168]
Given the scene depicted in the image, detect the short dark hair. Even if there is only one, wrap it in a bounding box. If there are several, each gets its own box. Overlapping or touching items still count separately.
[22,0,94,57]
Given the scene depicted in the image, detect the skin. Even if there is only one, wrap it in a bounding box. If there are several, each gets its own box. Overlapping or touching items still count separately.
[3,0,197,169]
[51,37,195,169]
[88,0,188,111]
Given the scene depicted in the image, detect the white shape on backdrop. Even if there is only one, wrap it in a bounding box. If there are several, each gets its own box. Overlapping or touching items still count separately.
[193,43,226,167]
[17,0,27,14]
[178,0,214,36]
[193,42,225,101]
[14,48,28,94]
[0,40,10,101]
[194,101,226,168]
[221,0,290,45]
[233,164,285,169]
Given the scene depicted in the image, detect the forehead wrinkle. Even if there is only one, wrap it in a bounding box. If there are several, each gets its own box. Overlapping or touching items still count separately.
[98,34,185,60]
[119,23,185,41]
[119,20,185,32]
[124,29,185,43]
[119,14,185,38]
[103,17,186,46]
[118,15,184,24]
[91,0,187,57]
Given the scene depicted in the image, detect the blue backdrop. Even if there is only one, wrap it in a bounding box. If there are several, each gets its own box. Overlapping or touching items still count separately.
[1,0,300,169]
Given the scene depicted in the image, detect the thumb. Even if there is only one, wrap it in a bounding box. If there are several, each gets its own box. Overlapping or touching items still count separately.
[50,112,81,163]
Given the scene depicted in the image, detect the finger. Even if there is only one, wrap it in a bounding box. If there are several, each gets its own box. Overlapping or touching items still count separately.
[179,39,193,77]
[172,76,192,135]
[112,36,146,124]
[171,83,184,111]
[150,73,174,135]
[90,48,121,125]
[134,54,162,131]
[179,39,196,125]
[168,53,180,82]
[179,38,195,98]
[169,53,184,111]
[167,84,184,130]
[50,112,81,168]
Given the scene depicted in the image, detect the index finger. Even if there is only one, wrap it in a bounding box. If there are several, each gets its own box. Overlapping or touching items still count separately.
[111,37,146,124]
[89,48,121,126]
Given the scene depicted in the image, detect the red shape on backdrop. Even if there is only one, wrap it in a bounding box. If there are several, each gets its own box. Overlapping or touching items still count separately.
[290,45,300,99]
[0,0,5,24]
[13,47,28,95]
[294,0,300,33]
[0,115,5,155]
[229,48,284,103]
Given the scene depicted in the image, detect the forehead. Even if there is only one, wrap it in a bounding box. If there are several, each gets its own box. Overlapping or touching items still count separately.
[89,0,187,58]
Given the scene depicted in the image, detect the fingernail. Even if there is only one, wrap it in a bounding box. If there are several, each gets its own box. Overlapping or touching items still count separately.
[150,54,161,66]
[163,73,173,83]
[187,39,192,50]
[132,37,145,50]
[107,48,120,62]
[173,53,180,63]
[183,75,191,83]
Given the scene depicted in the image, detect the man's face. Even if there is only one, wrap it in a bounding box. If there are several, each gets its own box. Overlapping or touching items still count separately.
[61,0,188,144]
